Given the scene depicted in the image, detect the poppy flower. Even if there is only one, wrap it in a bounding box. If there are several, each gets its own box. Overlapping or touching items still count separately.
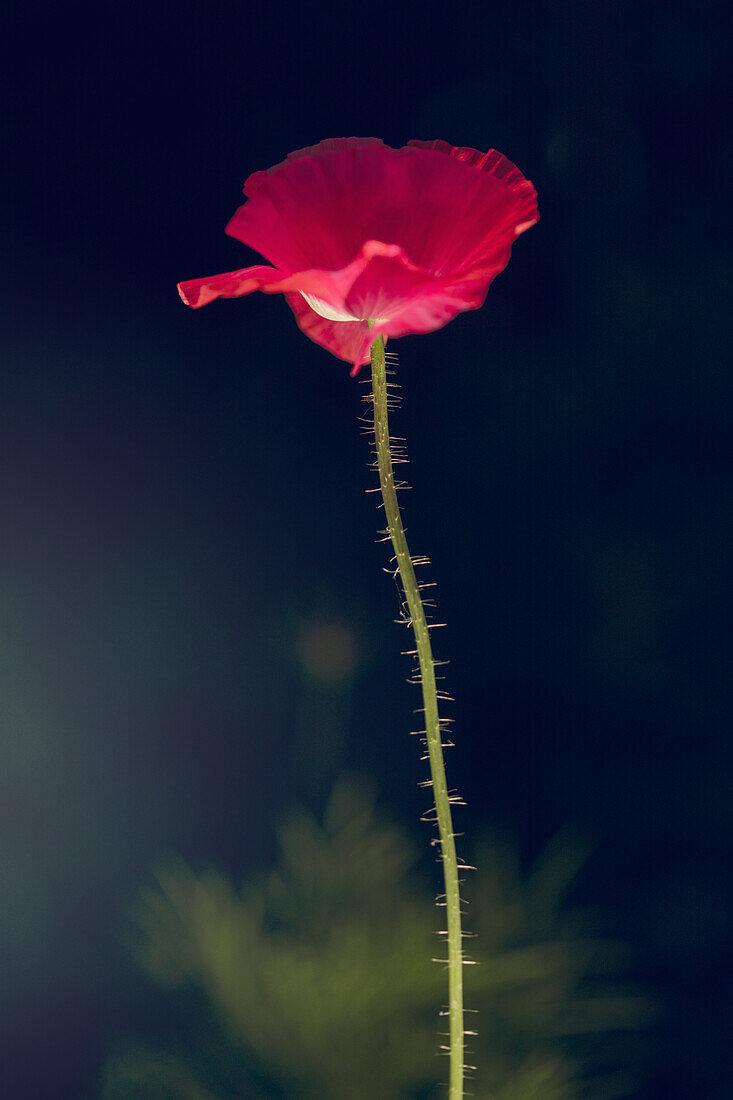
[178,137,538,375]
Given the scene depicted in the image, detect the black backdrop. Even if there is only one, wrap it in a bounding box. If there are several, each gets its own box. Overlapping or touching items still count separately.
[1,1,730,1096]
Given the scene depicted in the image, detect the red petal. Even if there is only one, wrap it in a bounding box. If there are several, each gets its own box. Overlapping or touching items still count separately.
[243,137,386,198]
[224,139,537,280]
[406,139,534,192]
[177,240,421,316]
[374,275,493,344]
[177,264,281,308]
[285,291,372,373]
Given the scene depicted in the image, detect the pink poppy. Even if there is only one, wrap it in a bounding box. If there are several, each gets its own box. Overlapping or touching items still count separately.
[178,137,538,375]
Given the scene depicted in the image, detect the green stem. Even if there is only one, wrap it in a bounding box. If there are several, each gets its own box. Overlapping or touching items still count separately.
[368,331,464,1100]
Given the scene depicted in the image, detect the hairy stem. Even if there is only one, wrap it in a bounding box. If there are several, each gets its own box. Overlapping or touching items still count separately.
[368,331,464,1099]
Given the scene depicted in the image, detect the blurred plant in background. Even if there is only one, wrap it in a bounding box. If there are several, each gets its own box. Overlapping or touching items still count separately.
[101,779,650,1099]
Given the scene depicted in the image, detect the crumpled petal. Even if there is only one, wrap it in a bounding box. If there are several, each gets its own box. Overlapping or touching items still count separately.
[177,137,538,371]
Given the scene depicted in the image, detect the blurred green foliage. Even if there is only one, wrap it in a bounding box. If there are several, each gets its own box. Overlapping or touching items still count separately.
[101,778,649,1099]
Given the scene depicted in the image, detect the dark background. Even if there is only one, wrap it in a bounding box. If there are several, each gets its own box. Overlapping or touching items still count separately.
[1,0,730,1096]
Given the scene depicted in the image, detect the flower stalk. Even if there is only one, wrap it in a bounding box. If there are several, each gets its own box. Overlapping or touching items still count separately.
[368,329,464,1100]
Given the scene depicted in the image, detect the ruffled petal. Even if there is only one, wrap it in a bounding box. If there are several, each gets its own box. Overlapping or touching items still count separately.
[225,142,401,273]
[224,139,537,281]
[242,137,386,198]
[405,140,539,274]
[406,139,535,195]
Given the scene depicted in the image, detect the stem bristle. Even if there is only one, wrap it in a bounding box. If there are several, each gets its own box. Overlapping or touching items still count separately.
[367,332,467,1099]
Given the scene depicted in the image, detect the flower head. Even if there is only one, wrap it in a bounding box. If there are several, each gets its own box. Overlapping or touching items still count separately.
[178,137,538,375]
